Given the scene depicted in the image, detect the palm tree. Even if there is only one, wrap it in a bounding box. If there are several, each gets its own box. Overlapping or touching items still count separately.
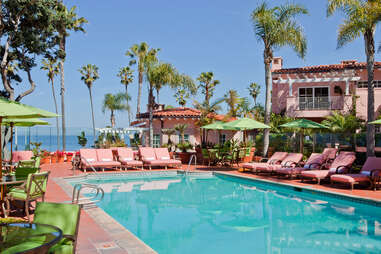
[322,111,364,150]
[41,58,60,150]
[224,89,242,118]
[327,0,381,156]
[162,128,176,151]
[102,93,129,128]
[54,3,87,151]
[126,42,160,114]
[251,2,308,156]
[237,97,253,118]
[248,82,260,106]
[197,72,220,107]
[146,61,176,147]
[175,124,188,144]
[173,73,197,107]
[79,64,99,138]
[117,66,134,125]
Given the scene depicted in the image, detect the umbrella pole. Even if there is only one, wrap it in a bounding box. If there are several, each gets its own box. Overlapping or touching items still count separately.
[10,123,13,162]
[300,130,304,154]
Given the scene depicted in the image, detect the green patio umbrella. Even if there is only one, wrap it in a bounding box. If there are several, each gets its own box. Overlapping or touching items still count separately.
[3,118,49,161]
[369,119,381,124]
[280,118,328,153]
[0,97,57,181]
[201,121,237,130]
[222,118,270,130]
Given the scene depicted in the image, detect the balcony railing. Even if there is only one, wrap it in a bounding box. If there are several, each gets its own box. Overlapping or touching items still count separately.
[296,96,345,111]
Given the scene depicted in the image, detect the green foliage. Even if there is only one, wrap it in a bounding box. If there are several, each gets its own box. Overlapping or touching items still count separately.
[162,128,176,152]
[118,66,134,87]
[270,113,295,133]
[248,82,260,105]
[79,64,99,89]
[176,142,193,153]
[175,124,188,143]
[102,93,129,114]
[173,74,197,107]
[197,72,220,105]
[77,131,87,147]
[224,89,242,118]
[41,58,60,83]
[30,142,47,159]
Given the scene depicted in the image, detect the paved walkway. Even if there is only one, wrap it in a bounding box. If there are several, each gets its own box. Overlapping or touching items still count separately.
[38,162,381,253]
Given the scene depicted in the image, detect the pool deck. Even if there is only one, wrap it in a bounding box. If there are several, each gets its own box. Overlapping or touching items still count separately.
[38,162,381,253]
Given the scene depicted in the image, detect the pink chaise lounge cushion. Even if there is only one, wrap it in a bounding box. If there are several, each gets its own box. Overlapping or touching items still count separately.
[242,152,288,170]
[276,153,325,175]
[12,151,34,163]
[117,147,143,166]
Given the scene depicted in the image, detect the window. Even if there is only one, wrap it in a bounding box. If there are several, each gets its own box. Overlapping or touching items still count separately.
[357,80,381,88]
[153,134,160,148]
[299,87,329,110]
[178,134,189,143]
[219,134,226,144]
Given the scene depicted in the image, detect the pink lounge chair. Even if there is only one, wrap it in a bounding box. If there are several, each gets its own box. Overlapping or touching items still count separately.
[275,153,327,178]
[322,148,338,165]
[80,149,121,172]
[139,147,172,170]
[116,147,143,170]
[258,153,303,173]
[12,151,34,163]
[154,148,182,169]
[301,152,356,184]
[330,157,381,190]
[242,152,288,173]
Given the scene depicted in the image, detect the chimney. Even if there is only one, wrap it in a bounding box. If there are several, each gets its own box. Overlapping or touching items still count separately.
[341,60,357,65]
[272,57,283,71]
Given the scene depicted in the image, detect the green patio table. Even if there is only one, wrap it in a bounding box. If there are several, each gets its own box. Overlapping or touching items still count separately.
[0,223,62,254]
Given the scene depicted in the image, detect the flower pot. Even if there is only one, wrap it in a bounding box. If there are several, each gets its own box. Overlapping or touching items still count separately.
[51,155,58,164]
[57,156,65,163]
[41,156,50,165]
[66,155,73,162]
[176,152,191,164]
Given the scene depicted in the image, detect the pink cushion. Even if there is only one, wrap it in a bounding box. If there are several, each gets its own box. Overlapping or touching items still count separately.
[154,148,172,160]
[329,152,356,172]
[12,151,34,163]
[144,160,171,166]
[80,149,98,164]
[361,157,381,173]
[322,148,338,160]
[267,152,288,164]
[117,147,135,161]
[330,174,370,184]
[139,147,156,161]
[121,160,143,166]
[85,161,121,167]
[96,149,114,161]
[302,170,330,179]
[276,167,305,175]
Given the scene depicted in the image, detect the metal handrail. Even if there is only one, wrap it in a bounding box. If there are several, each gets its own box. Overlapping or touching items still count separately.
[185,154,197,175]
[72,183,104,208]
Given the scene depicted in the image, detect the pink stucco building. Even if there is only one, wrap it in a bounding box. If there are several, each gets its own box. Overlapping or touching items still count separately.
[271,57,381,122]
[133,106,241,148]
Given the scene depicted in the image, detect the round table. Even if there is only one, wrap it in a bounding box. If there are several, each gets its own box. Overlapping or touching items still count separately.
[0,223,62,254]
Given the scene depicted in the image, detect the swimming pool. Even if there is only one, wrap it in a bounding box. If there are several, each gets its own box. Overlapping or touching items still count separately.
[71,172,381,254]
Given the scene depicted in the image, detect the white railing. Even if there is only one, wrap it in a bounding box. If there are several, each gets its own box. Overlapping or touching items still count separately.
[296,96,345,111]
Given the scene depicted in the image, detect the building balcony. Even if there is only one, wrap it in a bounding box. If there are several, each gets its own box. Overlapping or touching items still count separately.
[286,95,352,118]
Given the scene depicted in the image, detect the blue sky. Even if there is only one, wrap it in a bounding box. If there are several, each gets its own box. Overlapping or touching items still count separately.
[16,0,381,128]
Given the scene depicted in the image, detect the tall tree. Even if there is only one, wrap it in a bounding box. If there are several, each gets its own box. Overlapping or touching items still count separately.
[102,93,129,128]
[248,82,260,106]
[79,64,99,138]
[54,3,87,151]
[197,72,220,107]
[251,2,308,156]
[224,89,242,118]
[117,66,134,125]
[327,0,381,156]
[126,42,159,114]
[146,61,176,147]
[173,73,197,107]
[41,58,60,150]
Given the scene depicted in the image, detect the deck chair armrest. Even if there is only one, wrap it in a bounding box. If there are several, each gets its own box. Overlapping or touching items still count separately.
[308,163,322,169]
[335,165,351,174]
[283,161,297,167]
[269,159,281,165]
[370,169,381,178]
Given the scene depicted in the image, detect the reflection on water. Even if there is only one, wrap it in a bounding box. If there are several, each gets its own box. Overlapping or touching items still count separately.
[84,175,381,254]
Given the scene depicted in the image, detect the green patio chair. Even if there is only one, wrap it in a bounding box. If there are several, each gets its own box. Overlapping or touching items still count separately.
[5,171,50,221]
[33,202,81,254]
[34,156,41,169]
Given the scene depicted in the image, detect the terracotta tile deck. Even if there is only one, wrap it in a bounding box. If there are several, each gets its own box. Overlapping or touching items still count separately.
[38,162,381,253]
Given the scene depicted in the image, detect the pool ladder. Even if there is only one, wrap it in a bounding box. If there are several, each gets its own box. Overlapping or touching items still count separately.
[185,154,197,175]
[72,183,104,209]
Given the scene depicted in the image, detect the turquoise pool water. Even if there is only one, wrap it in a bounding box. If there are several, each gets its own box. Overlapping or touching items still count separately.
[76,173,381,253]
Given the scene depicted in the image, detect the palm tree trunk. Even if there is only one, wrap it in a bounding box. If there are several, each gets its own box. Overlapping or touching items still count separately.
[148,84,154,147]
[51,78,60,150]
[125,85,131,125]
[88,86,96,139]
[59,36,66,151]
[137,71,143,114]
[365,30,375,157]
[263,55,272,156]
[156,89,160,104]
[111,110,115,128]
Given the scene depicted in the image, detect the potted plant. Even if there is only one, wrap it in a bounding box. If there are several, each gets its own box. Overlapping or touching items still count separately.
[176,142,193,163]
[56,150,65,163]
[77,131,88,147]
[66,152,74,162]
[50,152,57,163]
[41,150,51,164]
